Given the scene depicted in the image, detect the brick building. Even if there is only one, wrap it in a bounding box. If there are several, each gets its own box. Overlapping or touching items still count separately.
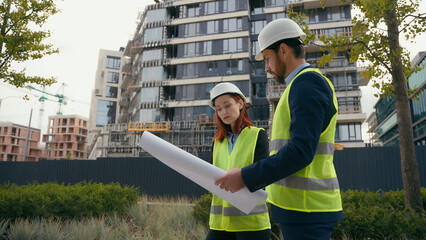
[42,115,88,160]
[0,121,43,161]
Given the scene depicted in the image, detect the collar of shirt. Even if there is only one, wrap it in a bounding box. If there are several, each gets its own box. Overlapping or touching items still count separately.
[227,132,239,154]
[285,63,310,85]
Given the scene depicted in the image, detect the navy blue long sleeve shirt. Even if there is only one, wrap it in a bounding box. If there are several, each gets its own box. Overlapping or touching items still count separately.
[241,65,343,223]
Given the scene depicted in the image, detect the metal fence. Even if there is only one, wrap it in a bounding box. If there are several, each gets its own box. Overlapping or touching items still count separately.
[0,146,425,197]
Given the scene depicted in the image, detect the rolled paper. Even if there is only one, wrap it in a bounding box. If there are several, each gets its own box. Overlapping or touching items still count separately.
[138,131,268,214]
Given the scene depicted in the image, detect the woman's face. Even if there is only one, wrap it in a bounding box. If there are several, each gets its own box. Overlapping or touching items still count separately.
[214,94,243,129]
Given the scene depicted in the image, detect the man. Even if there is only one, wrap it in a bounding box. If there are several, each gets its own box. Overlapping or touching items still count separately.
[214,18,344,240]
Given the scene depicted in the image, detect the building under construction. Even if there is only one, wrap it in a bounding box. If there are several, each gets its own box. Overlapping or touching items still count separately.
[88,0,368,159]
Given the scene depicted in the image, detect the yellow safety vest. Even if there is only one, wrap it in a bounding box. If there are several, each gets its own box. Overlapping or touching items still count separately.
[266,68,342,212]
[210,126,271,232]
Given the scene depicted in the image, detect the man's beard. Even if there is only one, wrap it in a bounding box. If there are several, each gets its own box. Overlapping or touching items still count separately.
[275,75,285,84]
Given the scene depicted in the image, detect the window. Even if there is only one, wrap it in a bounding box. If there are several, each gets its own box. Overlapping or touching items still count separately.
[137,109,160,122]
[226,59,243,75]
[184,42,198,57]
[335,123,362,141]
[106,56,120,69]
[185,23,200,37]
[142,49,162,61]
[207,20,219,34]
[207,62,219,76]
[253,83,266,98]
[105,86,118,98]
[140,88,158,102]
[223,0,236,12]
[252,41,261,57]
[146,9,167,23]
[272,13,286,20]
[187,4,201,17]
[202,41,212,55]
[96,100,116,126]
[252,20,266,34]
[223,38,243,53]
[205,1,219,15]
[107,72,119,83]
[144,28,163,42]
[183,63,198,78]
[223,18,242,32]
[271,0,286,6]
[140,66,166,82]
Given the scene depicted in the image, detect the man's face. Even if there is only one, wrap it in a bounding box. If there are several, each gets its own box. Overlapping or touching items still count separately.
[263,48,286,84]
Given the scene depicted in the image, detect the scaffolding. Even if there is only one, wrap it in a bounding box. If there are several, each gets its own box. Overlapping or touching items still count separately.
[87,117,269,159]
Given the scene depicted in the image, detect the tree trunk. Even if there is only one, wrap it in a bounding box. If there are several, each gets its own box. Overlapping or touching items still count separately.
[385,7,424,215]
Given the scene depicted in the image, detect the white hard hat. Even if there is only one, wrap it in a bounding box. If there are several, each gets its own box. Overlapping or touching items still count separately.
[255,18,306,61]
[209,82,247,108]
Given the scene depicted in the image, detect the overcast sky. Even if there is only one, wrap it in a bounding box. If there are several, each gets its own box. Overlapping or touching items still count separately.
[0,0,425,141]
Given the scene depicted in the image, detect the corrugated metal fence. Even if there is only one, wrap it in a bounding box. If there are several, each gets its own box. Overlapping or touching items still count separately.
[0,146,425,197]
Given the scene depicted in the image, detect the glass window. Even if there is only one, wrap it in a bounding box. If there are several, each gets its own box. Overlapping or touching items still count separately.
[96,100,116,126]
[144,28,163,42]
[183,63,198,78]
[185,23,200,37]
[226,59,243,74]
[207,61,219,76]
[107,72,119,83]
[137,109,161,122]
[205,1,219,15]
[184,42,197,57]
[252,20,266,34]
[207,20,219,34]
[203,41,212,55]
[105,86,118,98]
[140,66,166,82]
[142,49,162,61]
[223,0,236,12]
[146,9,167,23]
[223,18,242,32]
[223,38,243,53]
[252,41,261,56]
[106,56,120,69]
[271,0,286,6]
[187,4,201,18]
[140,87,158,102]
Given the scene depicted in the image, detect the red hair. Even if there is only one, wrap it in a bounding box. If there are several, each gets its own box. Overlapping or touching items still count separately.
[213,94,253,143]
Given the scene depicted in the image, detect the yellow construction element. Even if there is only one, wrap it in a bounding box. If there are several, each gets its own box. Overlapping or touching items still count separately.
[334,143,345,151]
[128,122,170,132]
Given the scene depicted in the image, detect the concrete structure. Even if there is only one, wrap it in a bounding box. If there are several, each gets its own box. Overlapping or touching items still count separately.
[366,51,426,146]
[0,121,43,161]
[42,115,88,160]
[89,0,369,158]
[87,48,126,154]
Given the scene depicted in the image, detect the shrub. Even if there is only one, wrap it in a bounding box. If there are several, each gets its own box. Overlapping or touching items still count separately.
[332,188,426,240]
[0,182,139,220]
[192,189,426,240]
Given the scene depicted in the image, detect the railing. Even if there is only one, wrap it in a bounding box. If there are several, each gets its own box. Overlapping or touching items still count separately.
[128,121,170,132]
[338,106,362,114]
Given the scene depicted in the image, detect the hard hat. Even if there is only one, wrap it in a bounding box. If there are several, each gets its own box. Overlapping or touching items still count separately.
[209,82,247,108]
[255,18,306,61]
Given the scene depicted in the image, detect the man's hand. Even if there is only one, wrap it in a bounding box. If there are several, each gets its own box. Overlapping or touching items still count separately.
[214,168,245,193]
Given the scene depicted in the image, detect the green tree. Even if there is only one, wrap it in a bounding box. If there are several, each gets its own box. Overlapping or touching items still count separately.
[291,0,425,215]
[0,0,60,88]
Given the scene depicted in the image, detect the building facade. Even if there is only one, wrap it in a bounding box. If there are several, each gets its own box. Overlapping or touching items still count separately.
[90,0,369,158]
[0,122,43,161]
[367,51,426,146]
[87,49,126,154]
[42,115,88,160]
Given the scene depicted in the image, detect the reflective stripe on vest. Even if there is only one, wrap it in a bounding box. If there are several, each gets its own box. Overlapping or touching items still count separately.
[266,68,342,213]
[210,204,269,216]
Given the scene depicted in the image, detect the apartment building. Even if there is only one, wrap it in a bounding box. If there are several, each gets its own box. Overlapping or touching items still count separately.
[0,121,43,161]
[90,0,369,158]
[87,48,126,154]
[366,51,426,146]
[42,115,88,160]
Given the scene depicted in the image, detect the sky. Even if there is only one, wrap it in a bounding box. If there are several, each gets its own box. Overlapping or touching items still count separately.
[0,0,425,142]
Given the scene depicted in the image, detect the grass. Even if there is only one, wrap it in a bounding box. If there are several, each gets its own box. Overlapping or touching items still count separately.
[0,195,208,240]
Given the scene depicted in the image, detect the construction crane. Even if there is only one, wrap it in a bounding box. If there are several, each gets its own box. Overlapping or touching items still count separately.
[26,83,68,129]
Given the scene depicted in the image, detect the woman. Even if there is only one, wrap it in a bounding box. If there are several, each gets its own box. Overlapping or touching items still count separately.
[206,82,271,240]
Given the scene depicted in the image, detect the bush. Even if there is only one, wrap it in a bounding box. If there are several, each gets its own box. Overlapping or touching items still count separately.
[0,182,139,220]
[192,189,426,240]
[332,188,426,240]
